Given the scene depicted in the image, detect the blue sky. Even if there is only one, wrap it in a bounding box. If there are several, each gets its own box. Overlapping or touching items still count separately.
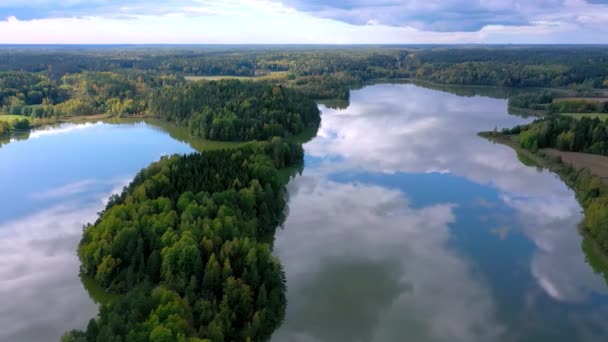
[0,0,607,43]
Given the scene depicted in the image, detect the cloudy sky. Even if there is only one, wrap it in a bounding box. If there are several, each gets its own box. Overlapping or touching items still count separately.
[1,0,608,44]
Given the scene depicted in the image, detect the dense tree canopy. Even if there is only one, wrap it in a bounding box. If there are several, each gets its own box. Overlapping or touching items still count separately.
[506,116,608,156]
[508,92,555,111]
[406,47,608,88]
[149,80,320,141]
[3,46,608,119]
[70,139,303,342]
[0,71,66,109]
[0,70,181,118]
[556,166,608,256]
[550,99,608,114]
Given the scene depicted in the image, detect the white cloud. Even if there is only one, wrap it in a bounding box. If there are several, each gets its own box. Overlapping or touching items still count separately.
[303,82,608,308]
[29,122,103,139]
[279,0,608,32]
[0,204,100,342]
[0,0,606,43]
[273,177,507,341]
[0,179,129,341]
[29,179,99,200]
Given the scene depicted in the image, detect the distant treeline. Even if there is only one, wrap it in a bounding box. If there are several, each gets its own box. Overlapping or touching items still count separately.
[2,46,608,106]
[149,80,320,141]
[408,47,608,88]
[508,92,608,113]
[65,139,303,341]
[0,70,180,118]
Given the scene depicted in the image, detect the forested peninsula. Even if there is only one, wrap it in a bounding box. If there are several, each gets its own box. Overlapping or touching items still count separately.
[60,78,320,341]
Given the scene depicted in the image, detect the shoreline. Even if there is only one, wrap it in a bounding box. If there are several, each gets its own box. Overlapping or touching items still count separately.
[479,131,608,259]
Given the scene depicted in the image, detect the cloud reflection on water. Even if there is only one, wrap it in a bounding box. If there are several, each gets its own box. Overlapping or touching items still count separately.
[0,201,100,341]
[274,83,608,341]
[275,177,506,342]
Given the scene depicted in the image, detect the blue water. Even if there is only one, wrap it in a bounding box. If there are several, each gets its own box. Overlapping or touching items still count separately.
[0,121,194,342]
[273,84,608,342]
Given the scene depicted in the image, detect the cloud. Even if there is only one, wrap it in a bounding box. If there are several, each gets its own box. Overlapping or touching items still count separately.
[0,174,131,342]
[1,2,607,43]
[273,177,507,341]
[29,122,103,139]
[502,191,608,303]
[29,179,99,200]
[304,83,552,196]
[279,0,608,32]
[0,0,182,20]
[302,82,608,308]
[0,0,292,20]
[2,0,607,37]
[28,177,128,201]
[0,203,100,342]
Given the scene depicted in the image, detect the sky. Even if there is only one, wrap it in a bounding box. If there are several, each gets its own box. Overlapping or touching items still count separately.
[0,0,608,44]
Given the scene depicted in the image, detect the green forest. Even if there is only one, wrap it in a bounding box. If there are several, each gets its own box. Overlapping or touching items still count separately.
[507,116,608,155]
[2,46,608,117]
[149,80,320,141]
[64,139,304,342]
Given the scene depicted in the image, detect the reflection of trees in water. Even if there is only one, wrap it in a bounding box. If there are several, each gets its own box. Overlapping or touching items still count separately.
[317,98,350,110]
[583,235,608,286]
[0,131,31,149]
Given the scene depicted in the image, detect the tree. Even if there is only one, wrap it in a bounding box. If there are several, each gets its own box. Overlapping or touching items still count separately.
[202,254,221,296]
[11,118,30,131]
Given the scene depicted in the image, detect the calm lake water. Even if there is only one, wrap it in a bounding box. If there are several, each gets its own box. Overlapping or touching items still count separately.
[272,84,608,342]
[1,83,607,341]
[0,121,195,341]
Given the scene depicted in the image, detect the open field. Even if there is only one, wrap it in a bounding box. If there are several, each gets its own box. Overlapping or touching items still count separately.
[185,71,289,82]
[481,131,608,181]
[562,113,608,121]
[554,97,608,103]
[543,148,608,179]
[0,114,30,122]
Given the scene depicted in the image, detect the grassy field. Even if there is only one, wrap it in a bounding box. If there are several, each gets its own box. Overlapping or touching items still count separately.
[0,114,30,122]
[562,113,608,121]
[185,71,289,82]
[554,97,608,103]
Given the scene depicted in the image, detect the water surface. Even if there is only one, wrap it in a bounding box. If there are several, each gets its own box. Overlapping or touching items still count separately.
[0,121,195,341]
[273,84,608,342]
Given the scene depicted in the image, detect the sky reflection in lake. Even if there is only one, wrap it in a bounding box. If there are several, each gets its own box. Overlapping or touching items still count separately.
[273,84,608,342]
[0,122,194,342]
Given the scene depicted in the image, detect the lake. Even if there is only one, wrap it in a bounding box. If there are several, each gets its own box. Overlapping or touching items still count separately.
[0,121,196,341]
[1,83,607,341]
[272,84,608,341]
